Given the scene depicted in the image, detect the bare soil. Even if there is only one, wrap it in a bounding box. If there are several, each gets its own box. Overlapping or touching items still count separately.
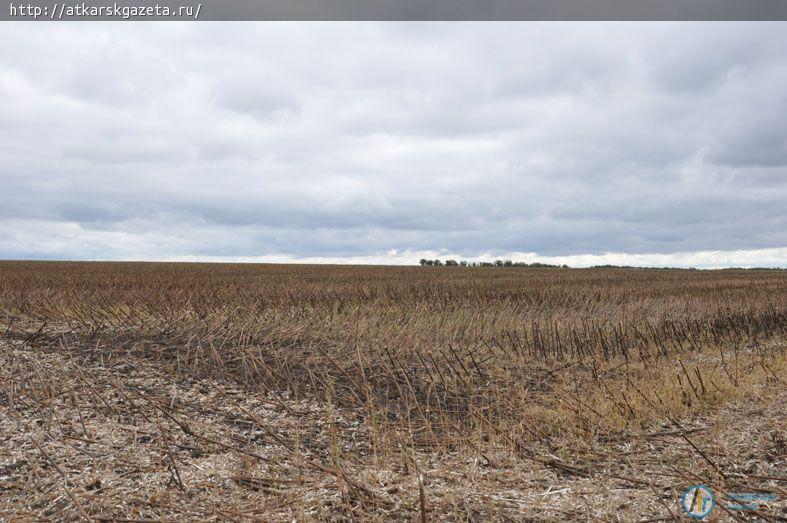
[1,337,784,521]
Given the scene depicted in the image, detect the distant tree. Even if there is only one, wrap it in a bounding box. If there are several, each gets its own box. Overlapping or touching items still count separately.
[420,256,570,269]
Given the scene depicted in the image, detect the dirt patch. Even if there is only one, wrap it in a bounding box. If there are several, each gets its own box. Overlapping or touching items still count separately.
[1,338,785,521]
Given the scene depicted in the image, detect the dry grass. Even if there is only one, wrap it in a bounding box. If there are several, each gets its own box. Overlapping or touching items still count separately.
[1,261,785,520]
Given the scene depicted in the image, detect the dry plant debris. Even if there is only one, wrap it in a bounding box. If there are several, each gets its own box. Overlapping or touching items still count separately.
[1,261,786,520]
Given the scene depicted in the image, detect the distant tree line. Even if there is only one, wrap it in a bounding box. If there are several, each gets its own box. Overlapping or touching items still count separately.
[417,260,785,270]
[419,259,569,268]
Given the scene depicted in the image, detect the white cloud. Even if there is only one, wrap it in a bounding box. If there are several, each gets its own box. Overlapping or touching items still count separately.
[166,248,787,269]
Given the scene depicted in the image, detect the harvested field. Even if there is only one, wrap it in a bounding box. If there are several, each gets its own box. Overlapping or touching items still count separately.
[1,261,786,520]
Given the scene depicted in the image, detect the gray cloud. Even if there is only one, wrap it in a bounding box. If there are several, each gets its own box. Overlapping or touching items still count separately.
[1,23,786,266]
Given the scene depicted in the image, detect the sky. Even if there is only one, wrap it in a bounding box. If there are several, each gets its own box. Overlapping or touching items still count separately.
[1,23,786,268]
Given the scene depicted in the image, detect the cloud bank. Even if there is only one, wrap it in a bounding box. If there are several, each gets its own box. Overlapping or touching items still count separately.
[1,23,786,267]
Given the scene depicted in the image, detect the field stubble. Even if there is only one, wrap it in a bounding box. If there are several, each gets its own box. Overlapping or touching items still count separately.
[0,262,785,520]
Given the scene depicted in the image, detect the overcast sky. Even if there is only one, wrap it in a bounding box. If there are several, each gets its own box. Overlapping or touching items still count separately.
[2,23,786,267]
